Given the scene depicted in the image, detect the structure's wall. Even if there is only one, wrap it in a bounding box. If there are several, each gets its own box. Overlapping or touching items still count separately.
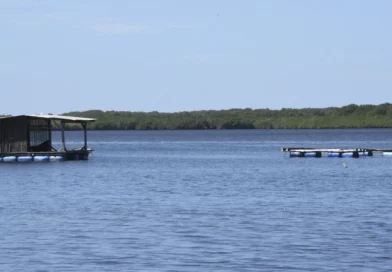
[28,118,51,151]
[0,116,28,153]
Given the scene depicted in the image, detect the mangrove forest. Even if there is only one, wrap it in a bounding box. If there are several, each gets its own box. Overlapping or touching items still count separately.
[57,103,392,130]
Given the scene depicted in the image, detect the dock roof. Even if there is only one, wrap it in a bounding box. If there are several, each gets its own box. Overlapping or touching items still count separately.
[0,114,95,122]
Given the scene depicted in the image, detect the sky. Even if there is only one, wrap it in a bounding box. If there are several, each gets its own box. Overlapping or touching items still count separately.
[1,0,391,115]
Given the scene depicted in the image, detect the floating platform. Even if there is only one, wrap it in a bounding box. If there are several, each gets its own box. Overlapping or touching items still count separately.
[0,149,92,163]
[0,114,95,163]
[282,147,392,158]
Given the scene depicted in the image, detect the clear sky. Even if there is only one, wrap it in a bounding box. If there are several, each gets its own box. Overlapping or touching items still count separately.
[1,0,391,115]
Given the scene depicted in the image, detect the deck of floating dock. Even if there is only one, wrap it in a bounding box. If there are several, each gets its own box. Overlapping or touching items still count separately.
[0,114,95,162]
[0,149,91,162]
[282,147,392,158]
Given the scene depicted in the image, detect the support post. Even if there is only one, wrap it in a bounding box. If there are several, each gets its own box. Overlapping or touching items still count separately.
[82,122,87,150]
[26,118,31,151]
[61,121,66,151]
[48,119,53,151]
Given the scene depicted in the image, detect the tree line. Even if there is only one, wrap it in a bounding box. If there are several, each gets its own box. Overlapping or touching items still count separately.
[60,103,392,130]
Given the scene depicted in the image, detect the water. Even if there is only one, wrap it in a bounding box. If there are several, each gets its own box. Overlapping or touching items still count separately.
[1,129,392,271]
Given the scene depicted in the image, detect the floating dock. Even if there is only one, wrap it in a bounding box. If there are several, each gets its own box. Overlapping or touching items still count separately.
[0,114,95,162]
[282,147,392,158]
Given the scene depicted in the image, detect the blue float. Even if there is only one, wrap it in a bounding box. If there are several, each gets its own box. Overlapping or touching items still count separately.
[341,152,354,157]
[383,152,392,157]
[289,152,302,157]
[17,156,33,162]
[3,156,17,162]
[34,156,50,161]
[304,152,321,157]
[50,156,64,161]
[327,153,340,157]
[0,157,3,162]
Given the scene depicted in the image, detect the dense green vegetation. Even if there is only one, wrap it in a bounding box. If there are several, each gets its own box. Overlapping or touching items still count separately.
[62,103,392,130]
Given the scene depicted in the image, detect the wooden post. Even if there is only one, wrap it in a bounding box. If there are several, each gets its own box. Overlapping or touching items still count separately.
[26,118,31,151]
[61,121,66,151]
[82,122,87,150]
[48,119,52,151]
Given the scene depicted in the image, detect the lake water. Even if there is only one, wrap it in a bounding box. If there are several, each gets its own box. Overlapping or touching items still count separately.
[1,129,392,271]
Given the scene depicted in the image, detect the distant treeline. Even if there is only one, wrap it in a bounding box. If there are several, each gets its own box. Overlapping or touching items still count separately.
[61,103,392,130]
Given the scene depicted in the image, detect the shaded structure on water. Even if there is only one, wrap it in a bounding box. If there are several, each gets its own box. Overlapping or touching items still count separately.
[0,114,95,162]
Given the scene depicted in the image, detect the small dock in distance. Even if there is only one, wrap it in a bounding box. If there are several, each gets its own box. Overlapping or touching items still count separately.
[0,114,95,162]
[281,147,392,158]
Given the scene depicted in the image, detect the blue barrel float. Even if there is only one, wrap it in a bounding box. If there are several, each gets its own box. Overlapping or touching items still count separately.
[358,151,372,157]
[17,156,33,162]
[49,155,64,161]
[341,152,355,158]
[327,152,364,158]
[304,152,322,157]
[3,156,17,162]
[289,151,303,157]
[290,151,321,157]
[383,152,392,157]
[34,156,50,161]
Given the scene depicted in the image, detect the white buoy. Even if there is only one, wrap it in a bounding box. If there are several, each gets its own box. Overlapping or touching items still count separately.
[343,162,347,168]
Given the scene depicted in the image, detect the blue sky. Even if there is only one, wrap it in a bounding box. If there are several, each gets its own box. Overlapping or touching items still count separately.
[1,0,391,115]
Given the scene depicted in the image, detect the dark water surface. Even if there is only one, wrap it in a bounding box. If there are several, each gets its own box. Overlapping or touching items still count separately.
[1,129,392,271]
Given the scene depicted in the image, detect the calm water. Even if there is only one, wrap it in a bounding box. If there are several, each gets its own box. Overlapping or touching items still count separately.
[1,129,392,271]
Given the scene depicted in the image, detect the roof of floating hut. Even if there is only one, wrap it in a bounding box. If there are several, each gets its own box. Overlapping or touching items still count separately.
[0,114,95,122]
